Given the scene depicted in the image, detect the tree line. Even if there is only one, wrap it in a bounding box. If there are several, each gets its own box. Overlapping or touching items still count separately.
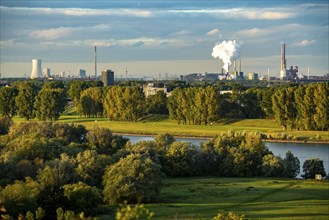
[0,121,327,219]
[272,83,329,130]
[0,80,328,130]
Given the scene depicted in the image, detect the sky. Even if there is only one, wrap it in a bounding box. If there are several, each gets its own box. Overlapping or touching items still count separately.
[0,0,328,78]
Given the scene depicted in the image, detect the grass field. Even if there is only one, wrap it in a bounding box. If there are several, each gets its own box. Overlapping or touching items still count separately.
[146,177,329,220]
[12,114,329,142]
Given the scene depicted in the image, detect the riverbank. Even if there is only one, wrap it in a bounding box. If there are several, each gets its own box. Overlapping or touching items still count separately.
[12,115,329,144]
[114,132,329,144]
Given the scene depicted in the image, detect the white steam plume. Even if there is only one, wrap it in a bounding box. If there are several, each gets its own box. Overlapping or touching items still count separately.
[211,40,240,72]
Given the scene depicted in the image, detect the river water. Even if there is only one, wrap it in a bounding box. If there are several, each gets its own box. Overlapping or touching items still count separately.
[123,135,329,177]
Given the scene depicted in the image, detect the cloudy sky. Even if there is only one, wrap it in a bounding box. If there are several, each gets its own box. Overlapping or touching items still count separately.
[1,0,328,78]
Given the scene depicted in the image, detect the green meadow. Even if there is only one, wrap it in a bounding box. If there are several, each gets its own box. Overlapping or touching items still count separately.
[146,177,329,220]
[14,114,329,142]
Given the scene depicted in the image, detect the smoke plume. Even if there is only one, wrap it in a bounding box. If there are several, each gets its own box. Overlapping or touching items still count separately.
[211,40,240,72]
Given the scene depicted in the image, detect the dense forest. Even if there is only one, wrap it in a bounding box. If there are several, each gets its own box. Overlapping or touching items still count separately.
[0,80,328,130]
[0,121,327,219]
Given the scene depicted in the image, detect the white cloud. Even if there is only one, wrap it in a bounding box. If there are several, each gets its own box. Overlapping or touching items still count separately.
[0,6,153,18]
[168,8,295,20]
[207,28,220,36]
[83,37,192,47]
[29,27,75,40]
[293,40,316,47]
[236,28,271,37]
[239,11,293,20]
[28,24,111,41]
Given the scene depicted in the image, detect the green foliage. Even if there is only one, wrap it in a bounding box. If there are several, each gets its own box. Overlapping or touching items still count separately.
[79,87,103,117]
[15,81,38,120]
[104,86,145,121]
[103,154,162,204]
[115,202,154,220]
[213,210,248,220]
[63,182,102,215]
[313,82,329,131]
[302,158,326,179]
[154,133,175,153]
[87,127,127,155]
[34,88,66,121]
[201,131,270,177]
[282,151,300,178]
[272,86,297,130]
[146,90,168,114]
[0,86,18,117]
[167,86,219,125]
[0,177,40,217]
[164,142,200,177]
[75,150,111,187]
[261,154,284,177]
[273,83,328,131]
[0,116,12,135]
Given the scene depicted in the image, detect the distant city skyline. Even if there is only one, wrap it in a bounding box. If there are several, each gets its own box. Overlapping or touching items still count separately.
[1,0,328,78]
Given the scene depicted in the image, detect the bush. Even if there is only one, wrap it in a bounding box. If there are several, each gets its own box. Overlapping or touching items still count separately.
[0,116,12,135]
[63,182,102,215]
[103,154,162,204]
[164,142,200,177]
[213,210,249,220]
[302,158,326,179]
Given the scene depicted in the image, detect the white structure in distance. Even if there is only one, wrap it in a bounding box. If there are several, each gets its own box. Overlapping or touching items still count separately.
[30,59,42,79]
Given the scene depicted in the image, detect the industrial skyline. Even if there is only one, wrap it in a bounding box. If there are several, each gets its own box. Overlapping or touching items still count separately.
[1,0,328,78]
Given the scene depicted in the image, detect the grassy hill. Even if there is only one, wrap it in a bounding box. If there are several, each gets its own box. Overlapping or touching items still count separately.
[146,177,329,219]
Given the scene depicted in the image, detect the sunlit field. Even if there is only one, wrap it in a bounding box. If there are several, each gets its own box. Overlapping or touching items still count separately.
[146,177,329,220]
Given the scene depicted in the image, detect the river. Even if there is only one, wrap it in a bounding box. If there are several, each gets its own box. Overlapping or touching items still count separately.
[123,135,329,178]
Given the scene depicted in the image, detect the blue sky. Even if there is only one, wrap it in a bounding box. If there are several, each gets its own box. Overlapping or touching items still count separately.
[1,0,328,78]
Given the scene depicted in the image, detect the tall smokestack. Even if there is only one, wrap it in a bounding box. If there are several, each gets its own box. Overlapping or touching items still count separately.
[280,43,287,79]
[234,60,236,72]
[238,59,241,73]
[281,43,286,71]
[94,46,97,79]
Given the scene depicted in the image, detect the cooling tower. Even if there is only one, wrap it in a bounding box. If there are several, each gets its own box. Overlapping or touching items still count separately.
[30,59,42,79]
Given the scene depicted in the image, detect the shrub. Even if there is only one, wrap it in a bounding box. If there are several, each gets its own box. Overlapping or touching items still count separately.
[103,154,162,204]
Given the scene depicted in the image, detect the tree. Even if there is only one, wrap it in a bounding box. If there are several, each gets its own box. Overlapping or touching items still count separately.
[282,151,300,178]
[0,86,18,117]
[103,154,162,204]
[154,133,175,153]
[302,158,326,179]
[164,142,200,177]
[0,116,12,135]
[15,81,38,120]
[79,87,103,117]
[103,86,145,121]
[63,182,102,215]
[75,150,111,187]
[313,82,329,131]
[87,127,115,154]
[272,87,297,130]
[34,88,66,121]
[146,90,168,114]
[261,154,283,177]
[0,177,40,218]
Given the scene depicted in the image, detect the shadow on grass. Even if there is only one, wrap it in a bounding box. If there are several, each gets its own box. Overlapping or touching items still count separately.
[217,118,244,125]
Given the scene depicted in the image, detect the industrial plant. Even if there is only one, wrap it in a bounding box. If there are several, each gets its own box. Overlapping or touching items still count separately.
[21,42,327,83]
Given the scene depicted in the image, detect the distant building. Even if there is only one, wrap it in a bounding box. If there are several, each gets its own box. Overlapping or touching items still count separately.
[248,72,259,80]
[30,59,42,79]
[102,69,114,87]
[42,68,51,78]
[60,72,65,78]
[78,69,86,78]
[143,83,169,97]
